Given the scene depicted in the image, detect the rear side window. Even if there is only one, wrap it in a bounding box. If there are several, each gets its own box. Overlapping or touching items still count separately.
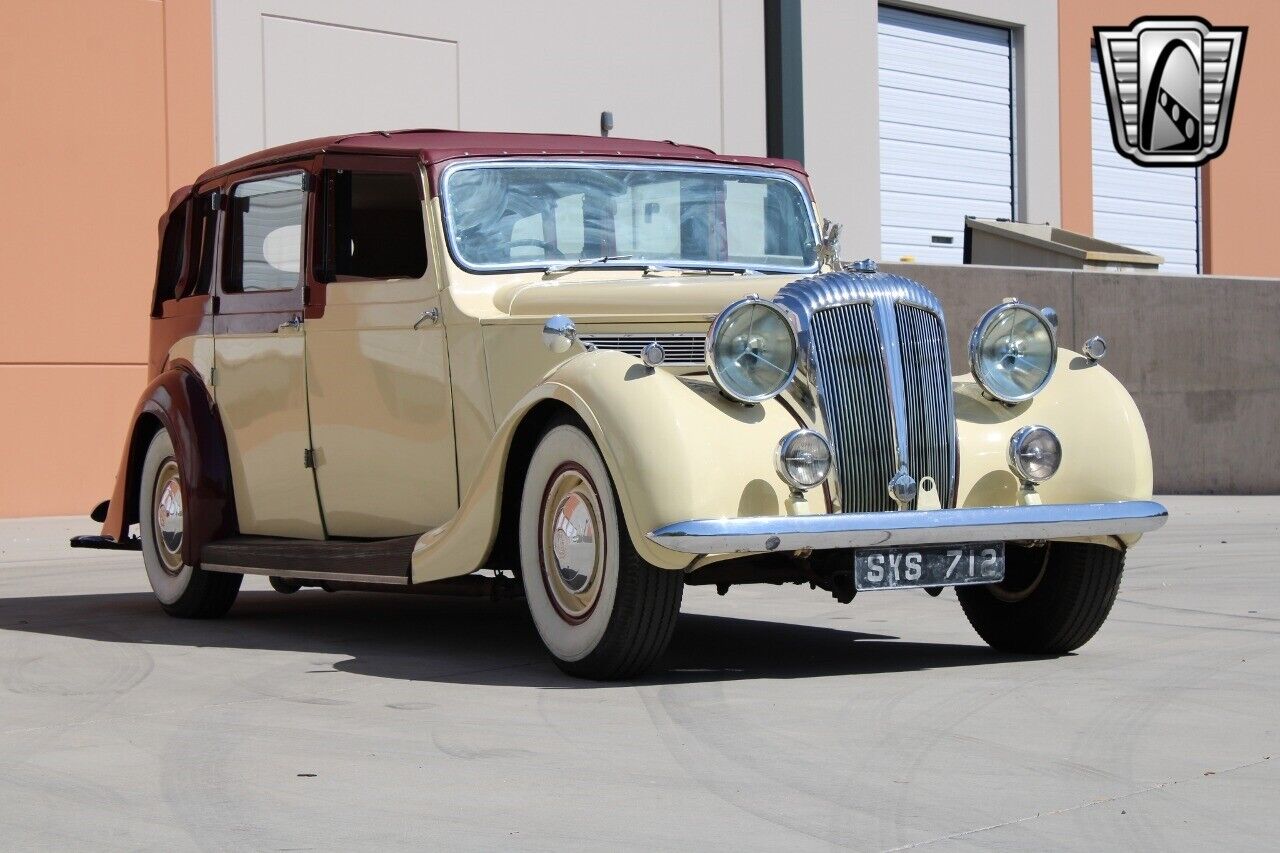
[323,170,427,281]
[154,200,188,307]
[190,191,219,297]
[225,174,306,293]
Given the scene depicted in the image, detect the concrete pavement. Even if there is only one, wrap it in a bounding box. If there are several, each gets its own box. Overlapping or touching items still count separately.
[0,496,1276,850]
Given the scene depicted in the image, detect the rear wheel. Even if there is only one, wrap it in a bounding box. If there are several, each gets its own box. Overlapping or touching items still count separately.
[518,419,683,680]
[957,542,1123,654]
[139,429,241,618]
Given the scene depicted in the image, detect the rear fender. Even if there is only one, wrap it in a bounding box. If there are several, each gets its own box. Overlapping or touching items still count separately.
[100,365,237,564]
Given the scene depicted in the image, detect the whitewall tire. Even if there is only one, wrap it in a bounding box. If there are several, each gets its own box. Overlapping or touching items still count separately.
[138,429,241,618]
[518,418,683,679]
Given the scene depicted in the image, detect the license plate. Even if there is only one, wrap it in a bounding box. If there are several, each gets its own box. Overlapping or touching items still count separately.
[854,543,1005,591]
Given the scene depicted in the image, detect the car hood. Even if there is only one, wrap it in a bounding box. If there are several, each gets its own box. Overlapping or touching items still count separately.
[492,273,807,321]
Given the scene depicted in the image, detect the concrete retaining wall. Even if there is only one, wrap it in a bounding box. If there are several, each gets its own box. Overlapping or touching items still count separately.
[880,263,1280,494]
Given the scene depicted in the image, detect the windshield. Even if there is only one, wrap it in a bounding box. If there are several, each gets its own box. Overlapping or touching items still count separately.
[442,161,819,273]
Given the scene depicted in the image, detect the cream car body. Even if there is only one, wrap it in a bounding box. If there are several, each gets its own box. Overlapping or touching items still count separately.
[79,129,1165,678]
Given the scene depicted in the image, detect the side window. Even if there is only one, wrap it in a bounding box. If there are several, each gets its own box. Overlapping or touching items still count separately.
[225,174,306,293]
[324,170,427,280]
[154,200,188,306]
[190,191,219,297]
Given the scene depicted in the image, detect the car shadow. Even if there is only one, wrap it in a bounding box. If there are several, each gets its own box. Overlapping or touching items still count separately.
[0,589,1028,687]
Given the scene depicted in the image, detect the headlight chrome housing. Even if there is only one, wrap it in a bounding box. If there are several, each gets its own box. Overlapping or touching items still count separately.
[969,302,1058,403]
[1008,425,1062,484]
[706,297,799,403]
[774,429,832,492]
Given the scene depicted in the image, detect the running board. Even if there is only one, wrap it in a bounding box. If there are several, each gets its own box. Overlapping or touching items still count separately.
[200,535,418,586]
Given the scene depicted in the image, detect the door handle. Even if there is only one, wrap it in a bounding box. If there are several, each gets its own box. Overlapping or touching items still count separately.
[276,314,303,333]
[414,308,441,330]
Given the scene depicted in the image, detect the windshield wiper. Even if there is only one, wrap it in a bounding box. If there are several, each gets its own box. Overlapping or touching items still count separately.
[543,255,634,275]
[642,264,756,276]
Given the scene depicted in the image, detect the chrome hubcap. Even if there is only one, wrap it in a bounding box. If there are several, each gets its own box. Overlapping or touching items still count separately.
[540,466,604,622]
[153,460,184,575]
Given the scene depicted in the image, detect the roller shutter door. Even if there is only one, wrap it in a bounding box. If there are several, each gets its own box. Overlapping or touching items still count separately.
[879,6,1013,264]
[1091,55,1200,273]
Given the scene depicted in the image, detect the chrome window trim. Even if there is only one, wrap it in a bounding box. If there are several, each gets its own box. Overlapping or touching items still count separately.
[773,271,961,513]
[968,302,1059,404]
[438,158,822,275]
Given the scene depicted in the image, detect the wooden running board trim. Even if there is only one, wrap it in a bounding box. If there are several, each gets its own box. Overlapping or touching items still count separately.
[200,534,418,585]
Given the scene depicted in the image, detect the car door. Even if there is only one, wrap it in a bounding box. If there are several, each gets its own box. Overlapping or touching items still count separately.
[213,168,325,539]
[302,155,457,537]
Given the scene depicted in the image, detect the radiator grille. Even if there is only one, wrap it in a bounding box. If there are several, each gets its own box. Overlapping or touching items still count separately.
[896,303,956,508]
[579,333,706,365]
[810,302,955,512]
[811,304,898,512]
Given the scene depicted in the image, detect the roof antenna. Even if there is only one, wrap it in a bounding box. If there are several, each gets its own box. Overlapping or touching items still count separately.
[600,111,614,138]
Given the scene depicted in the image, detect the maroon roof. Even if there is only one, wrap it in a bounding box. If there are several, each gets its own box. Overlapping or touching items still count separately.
[195,128,809,190]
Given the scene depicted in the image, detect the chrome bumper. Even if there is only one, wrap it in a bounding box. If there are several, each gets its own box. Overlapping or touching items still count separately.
[647,500,1168,555]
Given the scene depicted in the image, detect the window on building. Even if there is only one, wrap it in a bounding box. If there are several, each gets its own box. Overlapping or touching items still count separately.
[225,174,306,293]
[320,170,427,281]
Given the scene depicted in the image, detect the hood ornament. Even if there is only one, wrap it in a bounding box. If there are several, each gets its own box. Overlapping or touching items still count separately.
[818,219,844,271]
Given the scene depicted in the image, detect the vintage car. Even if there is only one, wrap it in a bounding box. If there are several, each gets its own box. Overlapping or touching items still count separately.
[73,129,1167,679]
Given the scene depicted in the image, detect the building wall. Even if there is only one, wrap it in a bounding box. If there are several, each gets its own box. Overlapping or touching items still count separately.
[1059,0,1280,277]
[0,0,214,518]
[212,0,766,164]
[801,0,1061,261]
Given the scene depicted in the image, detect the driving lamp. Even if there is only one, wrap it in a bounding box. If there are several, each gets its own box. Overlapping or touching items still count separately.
[707,297,799,403]
[774,429,832,491]
[969,302,1058,403]
[1008,425,1062,484]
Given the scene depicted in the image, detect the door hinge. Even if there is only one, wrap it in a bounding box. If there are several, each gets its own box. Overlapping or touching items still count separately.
[208,366,217,387]
[303,448,316,469]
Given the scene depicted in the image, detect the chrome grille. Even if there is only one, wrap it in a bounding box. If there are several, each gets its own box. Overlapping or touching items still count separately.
[778,271,957,514]
[579,333,706,365]
[811,305,899,512]
[896,304,956,509]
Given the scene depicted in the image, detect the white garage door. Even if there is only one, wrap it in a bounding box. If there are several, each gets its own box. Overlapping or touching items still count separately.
[878,7,1013,264]
[1091,55,1200,273]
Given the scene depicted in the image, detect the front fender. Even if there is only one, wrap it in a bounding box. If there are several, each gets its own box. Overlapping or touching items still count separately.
[410,349,801,581]
[955,348,1154,529]
[410,347,1155,582]
[100,365,237,564]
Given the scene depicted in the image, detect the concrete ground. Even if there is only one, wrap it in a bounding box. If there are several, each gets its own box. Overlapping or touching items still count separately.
[0,496,1275,851]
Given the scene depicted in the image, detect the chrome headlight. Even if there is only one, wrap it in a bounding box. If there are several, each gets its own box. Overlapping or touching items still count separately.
[774,429,832,491]
[1008,425,1062,483]
[969,302,1058,403]
[707,297,799,403]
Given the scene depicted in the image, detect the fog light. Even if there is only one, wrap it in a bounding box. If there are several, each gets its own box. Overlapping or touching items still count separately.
[1008,425,1062,484]
[774,429,832,492]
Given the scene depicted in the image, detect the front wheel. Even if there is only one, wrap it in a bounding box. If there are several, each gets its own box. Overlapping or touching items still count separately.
[518,419,683,680]
[139,429,241,618]
[957,541,1124,654]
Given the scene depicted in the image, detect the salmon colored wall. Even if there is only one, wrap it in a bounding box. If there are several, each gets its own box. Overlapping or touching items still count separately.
[1059,1,1280,277]
[0,0,213,517]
